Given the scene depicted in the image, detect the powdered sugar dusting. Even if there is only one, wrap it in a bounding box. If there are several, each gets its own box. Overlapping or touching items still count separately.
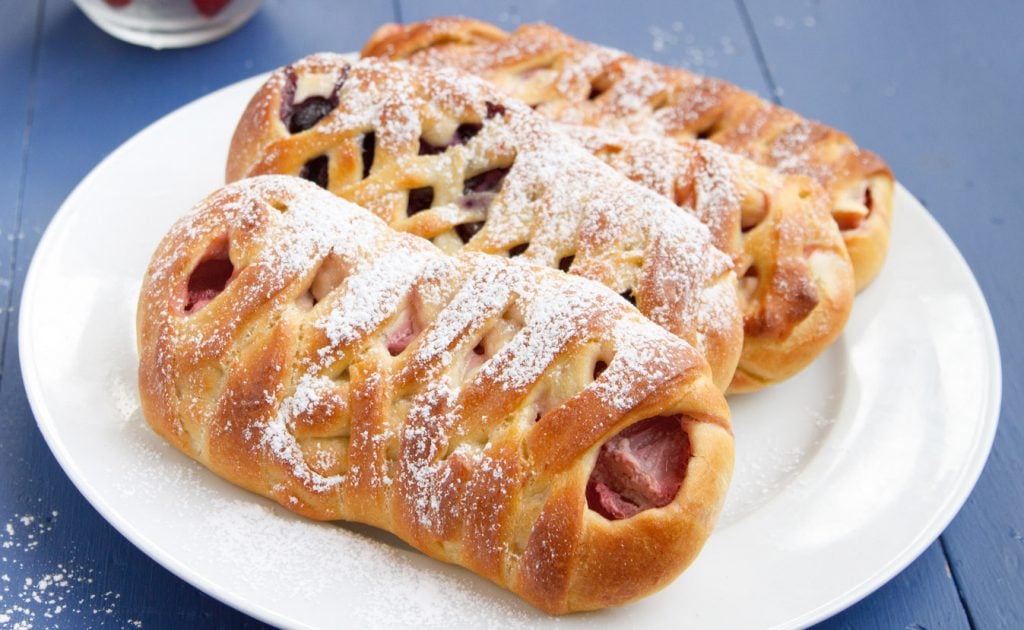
[479,269,603,391]
[111,383,541,627]
[0,512,136,628]
[590,316,681,411]
[767,120,832,185]
[406,257,513,377]
[248,57,739,384]
[566,125,743,255]
[261,373,345,492]
[142,162,727,611]
[401,378,463,531]
[371,19,887,225]
[316,249,432,355]
[692,142,743,241]
[200,497,536,627]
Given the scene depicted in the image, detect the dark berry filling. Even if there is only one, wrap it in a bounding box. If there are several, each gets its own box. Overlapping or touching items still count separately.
[463,168,509,194]
[361,132,375,179]
[450,168,511,244]
[288,96,334,134]
[455,122,482,144]
[558,255,575,272]
[593,360,608,379]
[418,123,484,155]
[418,139,447,156]
[407,187,434,216]
[485,101,506,119]
[456,221,484,243]
[279,66,348,134]
[299,155,329,189]
[508,243,529,257]
[458,195,494,212]
[279,69,298,125]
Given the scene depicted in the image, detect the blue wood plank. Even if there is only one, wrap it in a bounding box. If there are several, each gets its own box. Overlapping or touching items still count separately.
[0,0,397,626]
[19,0,398,205]
[744,1,1024,628]
[399,0,772,97]
[815,542,968,629]
[0,4,39,379]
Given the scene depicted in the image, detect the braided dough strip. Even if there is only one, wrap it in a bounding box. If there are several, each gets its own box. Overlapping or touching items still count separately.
[137,176,733,614]
[361,17,894,291]
[227,55,743,392]
[567,126,854,392]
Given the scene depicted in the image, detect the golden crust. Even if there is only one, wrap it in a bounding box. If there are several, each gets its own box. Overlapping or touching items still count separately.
[362,17,893,291]
[137,176,734,613]
[226,55,743,391]
[567,127,854,392]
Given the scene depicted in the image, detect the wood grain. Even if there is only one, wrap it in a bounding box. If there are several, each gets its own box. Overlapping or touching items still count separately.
[0,1,395,627]
[0,4,38,381]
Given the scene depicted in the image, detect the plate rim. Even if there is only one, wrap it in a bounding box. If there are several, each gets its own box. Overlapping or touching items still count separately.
[791,190,1002,627]
[17,71,1002,629]
[18,73,305,630]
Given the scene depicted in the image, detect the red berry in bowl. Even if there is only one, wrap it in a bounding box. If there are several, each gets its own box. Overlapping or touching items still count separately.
[193,0,231,17]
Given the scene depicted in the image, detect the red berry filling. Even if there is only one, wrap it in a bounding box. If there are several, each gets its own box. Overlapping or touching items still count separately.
[185,254,234,314]
[586,416,691,520]
[385,307,422,356]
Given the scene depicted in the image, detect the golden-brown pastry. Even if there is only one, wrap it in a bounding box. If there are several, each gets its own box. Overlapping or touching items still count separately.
[567,126,854,392]
[362,17,893,291]
[227,55,743,392]
[137,175,734,614]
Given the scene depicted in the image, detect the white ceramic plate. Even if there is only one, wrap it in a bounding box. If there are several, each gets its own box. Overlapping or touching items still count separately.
[20,73,1001,629]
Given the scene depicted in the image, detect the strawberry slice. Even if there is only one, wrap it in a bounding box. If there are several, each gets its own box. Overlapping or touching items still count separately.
[192,0,231,17]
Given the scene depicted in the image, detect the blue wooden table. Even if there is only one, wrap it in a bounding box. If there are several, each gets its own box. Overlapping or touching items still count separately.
[1,1,1020,627]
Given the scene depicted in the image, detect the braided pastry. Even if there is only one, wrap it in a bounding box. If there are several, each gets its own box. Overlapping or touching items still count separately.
[227,55,743,392]
[361,17,894,291]
[137,176,734,614]
[567,126,854,392]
